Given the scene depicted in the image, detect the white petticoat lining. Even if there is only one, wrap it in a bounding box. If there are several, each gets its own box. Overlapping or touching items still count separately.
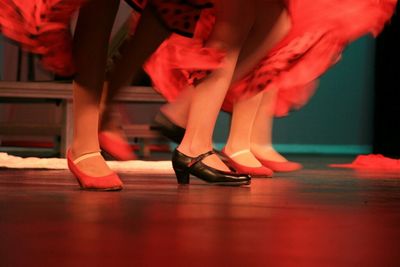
[0,153,174,174]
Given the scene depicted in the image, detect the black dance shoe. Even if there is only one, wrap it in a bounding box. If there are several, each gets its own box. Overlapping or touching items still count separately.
[172,149,251,186]
[151,111,185,144]
[151,112,234,169]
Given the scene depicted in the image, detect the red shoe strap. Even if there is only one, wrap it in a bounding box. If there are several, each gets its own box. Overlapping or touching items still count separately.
[73,151,102,164]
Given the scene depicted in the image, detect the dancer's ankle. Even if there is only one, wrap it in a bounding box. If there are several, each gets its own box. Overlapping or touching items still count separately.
[177,143,213,158]
[223,143,251,156]
[70,142,101,159]
[223,145,262,168]
[69,144,113,177]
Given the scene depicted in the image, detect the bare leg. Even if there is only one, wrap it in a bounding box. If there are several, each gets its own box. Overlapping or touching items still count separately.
[177,0,255,171]
[224,1,291,166]
[69,0,120,176]
[161,1,290,129]
[224,92,264,167]
[159,86,193,128]
[163,1,291,167]
[250,86,288,162]
[100,6,170,135]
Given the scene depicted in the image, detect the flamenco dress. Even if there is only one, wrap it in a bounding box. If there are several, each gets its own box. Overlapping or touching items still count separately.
[144,0,397,117]
[0,0,212,76]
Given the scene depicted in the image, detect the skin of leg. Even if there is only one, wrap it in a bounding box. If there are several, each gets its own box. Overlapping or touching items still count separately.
[161,0,290,129]
[176,0,255,171]
[224,92,265,167]
[100,6,171,136]
[250,86,288,162]
[70,0,120,176]
[224,1,291,166]
[159,86,193,128]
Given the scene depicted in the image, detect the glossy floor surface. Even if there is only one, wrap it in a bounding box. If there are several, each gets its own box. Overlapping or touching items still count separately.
[0,155,399,267]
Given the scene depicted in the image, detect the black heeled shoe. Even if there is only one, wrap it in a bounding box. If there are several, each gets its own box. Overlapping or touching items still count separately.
[151,112,230,161]
[172,149,251,186]
[151,111,185,143]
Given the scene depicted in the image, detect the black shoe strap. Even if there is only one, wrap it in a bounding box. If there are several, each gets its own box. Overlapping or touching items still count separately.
[188,150,215,170]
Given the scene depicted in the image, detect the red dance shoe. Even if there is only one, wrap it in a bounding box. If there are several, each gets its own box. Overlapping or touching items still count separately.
[67,150,123,191]
[256,157,302,173]
[222,149,273,178]
[98,131,137,161]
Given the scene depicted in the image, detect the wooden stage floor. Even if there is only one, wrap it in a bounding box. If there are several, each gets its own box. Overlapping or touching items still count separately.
[0,155,399,266]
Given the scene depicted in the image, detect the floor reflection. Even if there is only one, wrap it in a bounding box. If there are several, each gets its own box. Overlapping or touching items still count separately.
[0,155,399,266]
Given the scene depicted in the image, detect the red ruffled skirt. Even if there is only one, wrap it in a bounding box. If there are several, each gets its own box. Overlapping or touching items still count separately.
[0,0,87,75]
[144,0,397,116]
[0,0,211,76]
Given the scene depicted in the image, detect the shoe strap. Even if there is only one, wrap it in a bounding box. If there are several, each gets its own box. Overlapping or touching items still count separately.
[188,150,215,169]
[228,149,251,159]
[73,151,102,164]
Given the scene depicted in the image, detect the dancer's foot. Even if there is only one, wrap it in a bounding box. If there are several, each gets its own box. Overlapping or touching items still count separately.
[177,145,231,172]
[69,146,114,177]
[67,147,122,190]
[223,146,263,167]
[251,145,287,162]
[151,111,185,143]
[172,149,251,185]
[99,131,136,161]
[99,107,137,160]
[222,147,273,177]
[251,145,302,172]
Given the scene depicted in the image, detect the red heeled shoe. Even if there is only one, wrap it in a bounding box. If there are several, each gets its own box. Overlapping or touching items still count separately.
[222,149,273,177]
[67,150,123,191]
[256,157,302,172]
[98,131,137,161]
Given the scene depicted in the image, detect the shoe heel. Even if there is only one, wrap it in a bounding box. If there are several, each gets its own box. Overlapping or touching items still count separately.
[173,167,190,184]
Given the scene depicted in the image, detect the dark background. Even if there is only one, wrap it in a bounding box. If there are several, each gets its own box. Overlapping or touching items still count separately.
[374,2,400,157]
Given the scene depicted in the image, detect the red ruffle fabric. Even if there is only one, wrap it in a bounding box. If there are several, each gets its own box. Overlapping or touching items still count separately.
[0,0,153,75]
[144,10,223,101]
[329,154,400,170]
[0,0,88,75]
[145,0,397,116]
[0,0,210,76]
